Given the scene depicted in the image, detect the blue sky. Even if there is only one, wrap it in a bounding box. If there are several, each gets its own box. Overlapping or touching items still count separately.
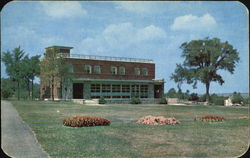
[1,1,249,94]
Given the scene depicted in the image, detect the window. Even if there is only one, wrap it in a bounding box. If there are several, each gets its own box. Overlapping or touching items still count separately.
[142,68,148,76]
[84,65,92,74]
[112,85,121,92]
[122,85,130,93]
[91,84,101,92]
[134,68,140,75]
[119,67,125,75]
[111,66,117,75]
[131,85,140,97]
[140,85,148,98]
[94,65,101,74]
[102,84,111,92]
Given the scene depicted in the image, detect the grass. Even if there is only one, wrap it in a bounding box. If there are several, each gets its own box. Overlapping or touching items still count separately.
[10,100,249,158]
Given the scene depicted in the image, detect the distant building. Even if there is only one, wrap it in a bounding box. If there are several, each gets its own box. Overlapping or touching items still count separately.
[40,46,164,101]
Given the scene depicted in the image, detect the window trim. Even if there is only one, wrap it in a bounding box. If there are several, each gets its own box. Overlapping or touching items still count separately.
[134,67,140,76]
[142,68,148,76]
[94,65,101,74]
[84,64,92,74]
[119,66,126,75]
[111,66,118,75]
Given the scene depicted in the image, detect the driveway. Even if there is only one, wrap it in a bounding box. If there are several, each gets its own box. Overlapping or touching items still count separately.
[1,100,49,158]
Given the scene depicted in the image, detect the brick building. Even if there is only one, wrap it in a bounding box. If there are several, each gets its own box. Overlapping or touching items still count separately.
[40,46,164,101]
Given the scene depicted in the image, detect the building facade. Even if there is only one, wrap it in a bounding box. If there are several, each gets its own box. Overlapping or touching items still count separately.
[40,46,164,100]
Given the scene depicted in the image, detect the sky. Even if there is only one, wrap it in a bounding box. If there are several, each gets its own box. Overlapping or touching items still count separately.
[1,1,249,94]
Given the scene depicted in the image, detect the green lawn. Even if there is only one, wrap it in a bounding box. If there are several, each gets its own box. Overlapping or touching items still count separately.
[11,101,249,158]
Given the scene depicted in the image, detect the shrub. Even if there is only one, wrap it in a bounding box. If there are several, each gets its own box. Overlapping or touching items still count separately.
[130,97,141,104]
[159,97,167,104]
[62,115,110,127]
[210,94,226,105]
[242,98,249,106]
[98,96,106,104]
[188,93,199,101]
[232,92,244,104]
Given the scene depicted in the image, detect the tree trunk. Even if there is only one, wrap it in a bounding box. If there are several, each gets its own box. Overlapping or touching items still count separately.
[27,80,30,100]
[51,76,54,101]
[17,81,20,100]
[205,82,210,103]
[31,79,34,100]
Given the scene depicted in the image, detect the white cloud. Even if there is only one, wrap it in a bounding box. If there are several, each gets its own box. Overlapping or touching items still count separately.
[171,13,216,31]
[136,25,167,41]
[79,22,166,54]
[40,1,87,18]
[114,1,165,14]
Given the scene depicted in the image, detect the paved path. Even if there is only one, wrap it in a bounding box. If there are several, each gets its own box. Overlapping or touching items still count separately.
[1,101,49,158]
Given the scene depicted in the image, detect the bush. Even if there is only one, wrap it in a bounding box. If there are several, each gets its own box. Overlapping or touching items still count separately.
[62,115,110,127]
[130,97,141,104]
[242,98,249,106]
[159,97,167,104]
[232,93,244,104]
[210,94,226,105]
[188,93,199,101]
[98,96,106,104]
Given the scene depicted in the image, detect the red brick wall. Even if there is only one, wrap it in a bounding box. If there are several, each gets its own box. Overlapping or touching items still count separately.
[66,58,155,80]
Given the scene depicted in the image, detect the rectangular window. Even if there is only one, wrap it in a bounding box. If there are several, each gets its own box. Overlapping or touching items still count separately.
[122,85,130,93]
[140,85,148,98]
[112,85,121,92]
[111,66,117,75]
[84,65,92,74]
[131,85,140,97]
[69,64,74,72]
[119,67,125,75]
[112,96,121,98]
[134,68,140,75]
[91,84,101,92]
[142,68,148,76]
[102,84,111,92]
[94,65,101,74]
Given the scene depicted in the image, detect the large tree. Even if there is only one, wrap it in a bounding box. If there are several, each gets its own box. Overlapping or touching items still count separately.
[171,37,240,103]
[2,46,27,100]
[21,55,41,99]
[40,48,72,100]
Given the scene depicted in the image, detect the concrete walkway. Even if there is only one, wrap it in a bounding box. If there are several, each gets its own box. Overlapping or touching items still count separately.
[1,101,49,158]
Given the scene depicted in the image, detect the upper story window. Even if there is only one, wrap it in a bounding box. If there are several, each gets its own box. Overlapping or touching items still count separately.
[134,68,140,76]
[111,66,117,75]
[119,66,125,75]
[142,68,148,76]
[94,65,101,74]
[84,65,92,74]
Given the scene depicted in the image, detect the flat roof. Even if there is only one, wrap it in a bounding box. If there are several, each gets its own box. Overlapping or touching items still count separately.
[64,54,154,63]
[45,46,73,49]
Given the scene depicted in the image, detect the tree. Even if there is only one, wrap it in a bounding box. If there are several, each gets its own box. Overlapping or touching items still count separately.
[21,55,40,99]
[40,48,72,100]
[40,48,58,100]
[1,78,15,99]
[2,46,27,100]
[171,37,240,103]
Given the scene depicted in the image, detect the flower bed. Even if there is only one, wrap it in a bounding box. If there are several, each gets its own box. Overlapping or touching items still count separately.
[238,116,250,119]
[62,115,111,127]
[194,115,225,122]
[136,115,180,125]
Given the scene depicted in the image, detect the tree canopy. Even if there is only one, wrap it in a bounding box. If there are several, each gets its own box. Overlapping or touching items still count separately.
[171,37,240,103]
[40,47,72,100]
[2,46,40,100]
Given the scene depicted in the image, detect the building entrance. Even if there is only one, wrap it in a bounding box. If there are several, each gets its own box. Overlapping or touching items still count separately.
[73,83,84,99]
